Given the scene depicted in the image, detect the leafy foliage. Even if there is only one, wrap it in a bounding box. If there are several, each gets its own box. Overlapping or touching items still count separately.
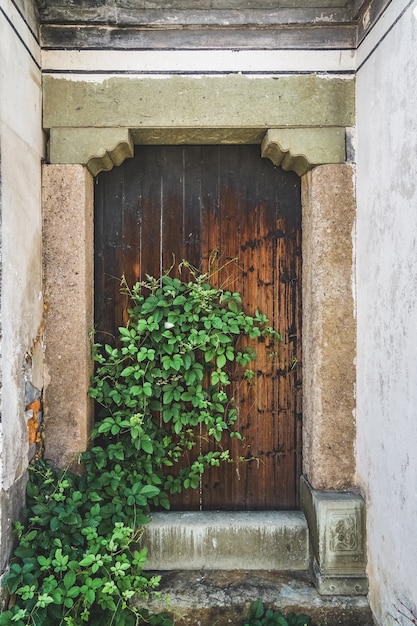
[243,599,312,626]
[0,461,163,626]
[1,265,281,626]
[88,266,280,501]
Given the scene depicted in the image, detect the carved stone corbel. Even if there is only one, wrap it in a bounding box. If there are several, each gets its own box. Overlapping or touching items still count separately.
[48,127,134,176]
[261,128,346,176]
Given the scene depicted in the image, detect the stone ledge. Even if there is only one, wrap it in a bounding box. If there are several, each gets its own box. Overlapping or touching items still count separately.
[141,511,309,571]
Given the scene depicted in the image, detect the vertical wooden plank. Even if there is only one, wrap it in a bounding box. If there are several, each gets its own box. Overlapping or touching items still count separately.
[95,165,125,344]
[117,154,142,326]
[250,161,277,510]
[138,146,163,282]
[163,146,202,510]
[199,146,223,508]
[237,150,272,510]
[183,145,202,271]
[201,146,241,509]
[170,146,204,510]
[161,146,185,273]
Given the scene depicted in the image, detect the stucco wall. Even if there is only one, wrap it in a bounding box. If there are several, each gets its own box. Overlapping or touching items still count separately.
[0,0,44,594]
[356,0,417,622]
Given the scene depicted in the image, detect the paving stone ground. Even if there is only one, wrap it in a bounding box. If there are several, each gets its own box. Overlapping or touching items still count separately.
[136,570,375,626]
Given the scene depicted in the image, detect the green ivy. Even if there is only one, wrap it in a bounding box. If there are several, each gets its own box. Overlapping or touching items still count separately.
[243,599,312,626]
[0,265,280,626]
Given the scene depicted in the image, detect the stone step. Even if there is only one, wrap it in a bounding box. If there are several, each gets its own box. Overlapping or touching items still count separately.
[135,570,374,626]
[141,511,309,571]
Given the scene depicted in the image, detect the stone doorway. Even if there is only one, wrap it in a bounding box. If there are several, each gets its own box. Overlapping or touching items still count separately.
[41,71,363,594]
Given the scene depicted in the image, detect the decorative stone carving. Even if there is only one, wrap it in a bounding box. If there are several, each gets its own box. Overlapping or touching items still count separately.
[329,514,358,552]
[48,128,134,176]
[261,128,346,175]
[301,476,368,595]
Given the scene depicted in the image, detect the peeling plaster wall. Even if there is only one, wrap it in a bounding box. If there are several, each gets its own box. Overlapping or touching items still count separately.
[0,0,44,597]
[356,0,417,622]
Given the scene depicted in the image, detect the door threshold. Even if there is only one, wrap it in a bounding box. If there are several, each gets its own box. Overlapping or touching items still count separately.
[141,510,309,572]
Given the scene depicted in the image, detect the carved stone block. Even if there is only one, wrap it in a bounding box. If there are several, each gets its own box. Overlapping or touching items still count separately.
[301,476,368,595]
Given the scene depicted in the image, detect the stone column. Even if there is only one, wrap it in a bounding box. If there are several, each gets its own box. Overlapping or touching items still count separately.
[301,164,367,595]
[42,164,94,470]
[301,164,356,491]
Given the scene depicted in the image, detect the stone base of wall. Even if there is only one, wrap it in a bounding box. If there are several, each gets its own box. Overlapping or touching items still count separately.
[301,476,368,596]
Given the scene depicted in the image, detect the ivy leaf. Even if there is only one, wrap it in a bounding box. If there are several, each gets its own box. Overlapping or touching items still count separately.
[140,485,160,499]
[79,555,95,567]
[216,354,227,368]
[141,438,153,454]
[120,366,135,377]
[63,571,76,590]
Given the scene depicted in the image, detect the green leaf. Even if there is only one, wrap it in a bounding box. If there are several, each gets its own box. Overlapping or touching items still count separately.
[63,570,76,590]
[141,438,153,454]
[252,600,264,620]
[0,611,16,626]
[216,354,227,368]
[79,555,96,567]
[143,382,153,397]
[140,485,160,498]
[66,586,81,598]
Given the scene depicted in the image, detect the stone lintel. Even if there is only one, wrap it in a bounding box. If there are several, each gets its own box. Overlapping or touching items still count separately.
[45,75,353,176]
[301,164,356,490]
[42,164,94,469]
[301,476,368,596]
[43,75,355,131]
[49,128,134,176]
[261,128,346,176]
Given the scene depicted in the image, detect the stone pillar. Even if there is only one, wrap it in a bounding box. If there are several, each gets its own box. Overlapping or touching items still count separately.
[42,164,94,469]
[301,164,356,490]
[301,165,366,595]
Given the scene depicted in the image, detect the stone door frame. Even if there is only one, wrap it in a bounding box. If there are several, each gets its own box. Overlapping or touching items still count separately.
[41,73,365,593]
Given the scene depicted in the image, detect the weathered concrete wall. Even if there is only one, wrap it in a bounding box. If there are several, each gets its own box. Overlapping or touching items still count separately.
[356,0,417,621]
[0,0,44,599]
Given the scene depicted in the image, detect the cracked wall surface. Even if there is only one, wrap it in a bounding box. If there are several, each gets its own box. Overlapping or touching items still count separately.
[0,0,44,599]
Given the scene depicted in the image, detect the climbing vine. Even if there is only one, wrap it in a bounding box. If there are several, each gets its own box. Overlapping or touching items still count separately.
[0,264,280,626]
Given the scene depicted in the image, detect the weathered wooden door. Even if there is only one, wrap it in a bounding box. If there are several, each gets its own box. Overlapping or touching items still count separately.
[95,145,302,510]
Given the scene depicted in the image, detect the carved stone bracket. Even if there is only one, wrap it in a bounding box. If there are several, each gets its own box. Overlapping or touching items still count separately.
[261,128,346,176]
[49,128,134,176]
[48,126,345,178]
[300,476,368,595]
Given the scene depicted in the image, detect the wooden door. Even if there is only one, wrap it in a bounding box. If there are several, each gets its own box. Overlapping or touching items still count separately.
[95,145,302,510]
